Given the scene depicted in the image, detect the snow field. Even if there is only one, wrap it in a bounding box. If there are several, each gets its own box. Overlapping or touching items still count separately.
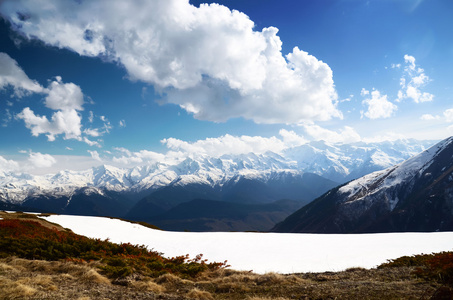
[42,214,453,274]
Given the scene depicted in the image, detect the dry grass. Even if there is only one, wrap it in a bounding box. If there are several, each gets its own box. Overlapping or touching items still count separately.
[0,211,450,299]
[80,269,110,284]
[247,297,291,300]
[0,254,447,300]
[0,277,37,299]
[187,288,214,300]
[132,280,166,293]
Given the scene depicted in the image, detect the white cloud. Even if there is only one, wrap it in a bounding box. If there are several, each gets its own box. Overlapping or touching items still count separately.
[0,155,20,172]
[0,52,44,97]
[88,150,102,161]
[361,89,397,119]
[119,120,126,127]
[404,54,416,69]
[16,76,86,141]
[444,109,453,122]
[279,129,308,147]
[17,107,83,141]
[397,55,433,103]
[300,124,361,144]
[44,76,84,111]
[84,128,102,137]
[162,134,287,157]
[362,132,406,143]
[0,55,95,143]
[0,0,341,124]
[28,151,56,168]
[83,137,101,147]
[112,149,166,166]
[0,52,113,146]
[2,108,12,127]
[88,111,94,123]
[420,114,439,121]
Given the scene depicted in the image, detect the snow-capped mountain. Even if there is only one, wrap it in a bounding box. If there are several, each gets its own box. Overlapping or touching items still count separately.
[0,139,434,205]
[284,139,434,182]
[273,137,453,233]
[0,138,439,231]
[0,152,298,204]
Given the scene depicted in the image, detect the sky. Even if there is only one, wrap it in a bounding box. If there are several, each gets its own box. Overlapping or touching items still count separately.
[0,0,452,174]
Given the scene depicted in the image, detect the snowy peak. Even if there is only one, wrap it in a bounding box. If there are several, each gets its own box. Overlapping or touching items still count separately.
[0,152,299,204]
[0,139,438,206]
[284,139,433,182]
[273,136,453,233]
[339,137,453,202]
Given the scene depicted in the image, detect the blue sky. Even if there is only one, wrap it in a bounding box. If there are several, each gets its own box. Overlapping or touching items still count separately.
[0,0,452,174]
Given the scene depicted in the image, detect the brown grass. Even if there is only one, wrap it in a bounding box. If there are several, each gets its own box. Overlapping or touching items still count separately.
[0,252,447,300]
[132,280,166,293]
[187,288,214,300]
[0,211,450,299]
[80,269,110,284]
[0,277,37,299]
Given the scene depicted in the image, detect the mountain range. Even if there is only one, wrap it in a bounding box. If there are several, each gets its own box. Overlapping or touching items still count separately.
[0,139,436,231]
[273,137,453,233]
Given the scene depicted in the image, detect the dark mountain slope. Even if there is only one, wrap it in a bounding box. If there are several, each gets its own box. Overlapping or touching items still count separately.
[148,198,304,232]
[125,172,338,226]
[273,137,453,233]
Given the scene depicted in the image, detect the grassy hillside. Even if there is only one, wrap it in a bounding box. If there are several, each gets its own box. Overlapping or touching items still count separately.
[0,211,452,299]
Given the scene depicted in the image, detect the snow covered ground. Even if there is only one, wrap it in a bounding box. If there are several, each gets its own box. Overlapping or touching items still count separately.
[42,214,453,274]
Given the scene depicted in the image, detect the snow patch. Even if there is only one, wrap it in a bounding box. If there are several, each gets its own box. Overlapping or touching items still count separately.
[42,214,453,274]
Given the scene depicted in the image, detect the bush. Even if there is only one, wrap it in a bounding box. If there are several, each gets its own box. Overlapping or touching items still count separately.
[379,251,453,284]
[0,218,228,281]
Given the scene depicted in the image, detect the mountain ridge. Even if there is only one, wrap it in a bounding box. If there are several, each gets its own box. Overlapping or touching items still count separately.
[0,139,435,205]
[272,137,453,233]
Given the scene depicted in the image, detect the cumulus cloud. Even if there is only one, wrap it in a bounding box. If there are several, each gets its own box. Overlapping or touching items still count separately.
[397,55,433,103]
[361,89,397,119]
[0,54,95,143]
[17,104,83,141]
[28,151,57,168]
[0,52,44,97]
[1,60,107,145]
[0,0,341,124]
[45,76,84,110]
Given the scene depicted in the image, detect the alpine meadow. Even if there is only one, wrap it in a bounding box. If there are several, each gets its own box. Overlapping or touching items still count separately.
[1,0,453,299]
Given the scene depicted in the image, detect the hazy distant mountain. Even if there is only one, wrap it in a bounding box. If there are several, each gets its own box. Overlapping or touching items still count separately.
[284,139,434,182]
[273,137,453,233]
